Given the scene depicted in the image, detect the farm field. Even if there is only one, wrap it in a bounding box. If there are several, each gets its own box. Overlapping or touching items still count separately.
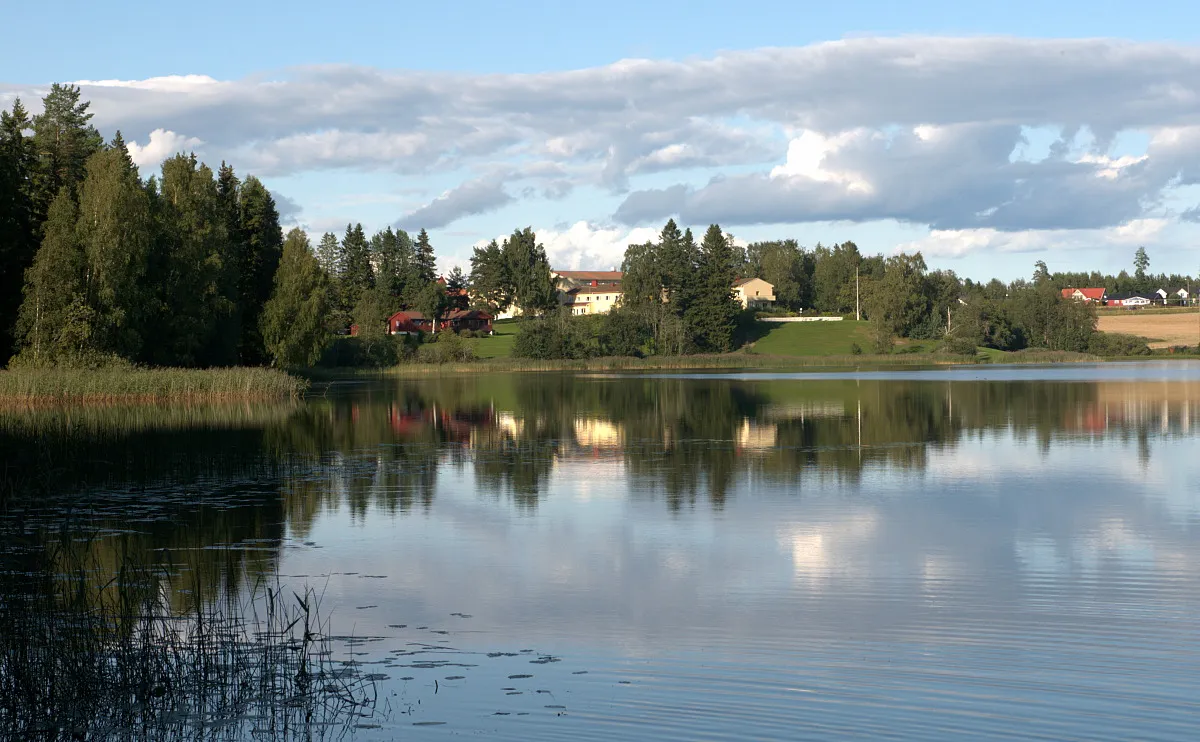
[1097,311,1200,348]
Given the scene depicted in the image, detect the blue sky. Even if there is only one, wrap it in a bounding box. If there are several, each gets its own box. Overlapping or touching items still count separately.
[4,0,1200,280]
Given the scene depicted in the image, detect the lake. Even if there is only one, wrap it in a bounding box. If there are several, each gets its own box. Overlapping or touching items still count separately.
[3,362,1200,740]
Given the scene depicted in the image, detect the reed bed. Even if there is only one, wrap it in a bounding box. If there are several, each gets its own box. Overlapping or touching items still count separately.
[0,367,307,404]
[0,543,378,741]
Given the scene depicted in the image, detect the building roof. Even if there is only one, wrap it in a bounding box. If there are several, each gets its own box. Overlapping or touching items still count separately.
[1106,293,1151,301]
[446,309,492,320]
[734,277,771,287]
[389,310,427,321]
[575,284,622,295]
[1061,287,1106,300]
[553,270,623,282]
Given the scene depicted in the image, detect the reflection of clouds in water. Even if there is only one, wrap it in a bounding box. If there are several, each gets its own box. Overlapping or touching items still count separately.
[776,513,879,586]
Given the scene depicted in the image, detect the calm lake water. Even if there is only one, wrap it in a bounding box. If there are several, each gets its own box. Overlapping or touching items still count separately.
[4,362,1200,740]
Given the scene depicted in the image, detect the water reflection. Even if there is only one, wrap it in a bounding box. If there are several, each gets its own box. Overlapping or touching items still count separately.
[4,365,1200,739]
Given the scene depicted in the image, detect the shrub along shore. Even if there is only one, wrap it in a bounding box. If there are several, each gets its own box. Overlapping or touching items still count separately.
[0,367,306,404]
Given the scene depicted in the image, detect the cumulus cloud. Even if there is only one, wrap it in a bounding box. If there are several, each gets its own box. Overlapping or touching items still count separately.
[126,129,203,169]
[895,218,1170,259]
[396,176,513,231]
[4,37,1200,239]
[473,222,659,271]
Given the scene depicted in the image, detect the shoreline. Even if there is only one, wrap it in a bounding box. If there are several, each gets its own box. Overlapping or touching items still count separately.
[0,367,307,405]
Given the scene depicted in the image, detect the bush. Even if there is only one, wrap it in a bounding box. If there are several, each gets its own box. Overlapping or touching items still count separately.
[1088,332,1151,357]
[849,342,863,355]
[512,312,601,360]
[318,335,414,368]
[415,333,476,364]
[941,337,979,356]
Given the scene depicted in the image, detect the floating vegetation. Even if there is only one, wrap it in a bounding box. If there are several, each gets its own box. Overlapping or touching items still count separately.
[0,547,380,741]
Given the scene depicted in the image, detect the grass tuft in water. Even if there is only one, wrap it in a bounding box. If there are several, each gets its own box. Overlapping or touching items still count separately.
[0,540,378,741]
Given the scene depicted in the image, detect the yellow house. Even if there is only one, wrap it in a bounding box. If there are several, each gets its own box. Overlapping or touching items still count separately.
[566,285,623,315]
[734,277,775,309]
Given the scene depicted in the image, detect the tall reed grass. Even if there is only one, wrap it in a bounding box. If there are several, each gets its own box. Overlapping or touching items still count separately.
[0,367,307,404]
[0,538,377,741]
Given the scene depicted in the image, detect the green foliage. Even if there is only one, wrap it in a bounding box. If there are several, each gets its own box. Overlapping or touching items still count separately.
[76,143,153,358]
[0,99,38,363]
[811,241,863,314]
[864,252,929,349]
[31,84,103,221]
[503,227,558,316]
[468,239,510,313]
[260,229,332,368]
[1134,246,1150,280]
[412,228,437,286]
[1087,332,1151,356]
[319,334,415,368]
[149,154,236,366]
[746,239,810,310]
[686,225,742,352]
[338,223,373,314]
[416,333,476,364]
[236,177,283,364]
[512,311,601,360]
[0,366,303,402]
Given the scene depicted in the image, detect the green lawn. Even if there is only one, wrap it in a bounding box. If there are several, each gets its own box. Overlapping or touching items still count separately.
[747,320,875,356]
[467,319,521,358]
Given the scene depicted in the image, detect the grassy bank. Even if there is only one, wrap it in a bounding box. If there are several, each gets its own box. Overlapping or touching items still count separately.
[0,367,307,404]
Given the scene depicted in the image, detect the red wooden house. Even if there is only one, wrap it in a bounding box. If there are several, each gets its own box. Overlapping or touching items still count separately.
[388,310,433,335]
[439,309,493,334]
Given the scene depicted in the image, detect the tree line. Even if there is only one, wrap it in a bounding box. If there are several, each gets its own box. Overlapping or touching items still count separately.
[5,88,1194,369]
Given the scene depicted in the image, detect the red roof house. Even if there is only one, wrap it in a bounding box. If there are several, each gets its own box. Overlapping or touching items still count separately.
[1061,287,1106,302]
[439,309,493,334]
[388,311,433,335]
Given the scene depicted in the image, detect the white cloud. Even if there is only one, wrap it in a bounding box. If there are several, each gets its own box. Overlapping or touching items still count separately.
[397,176,513,230]
[2,36,1199,245]
[471,222,658,271]
[896,218,1170,258]
[125,129,203,169]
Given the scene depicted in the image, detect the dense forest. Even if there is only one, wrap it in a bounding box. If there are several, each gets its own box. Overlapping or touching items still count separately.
[2,87,1196,369]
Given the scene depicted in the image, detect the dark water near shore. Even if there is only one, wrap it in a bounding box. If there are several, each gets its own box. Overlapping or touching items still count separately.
[4,362,1200,739]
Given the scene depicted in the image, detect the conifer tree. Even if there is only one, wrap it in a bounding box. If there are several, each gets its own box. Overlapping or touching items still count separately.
[261,229,331,367]
[14,188,88,365]
[151,153,234,365]
[446,266,470,310]
[413,228,437,285]
[686,224,741,352]
[76,141,152,357]
[315,231,342,279]
[469,239,509,312]
[0,99,37,363]
[237,176,283,364]
[339,223,374,313]
[31,84,102,221]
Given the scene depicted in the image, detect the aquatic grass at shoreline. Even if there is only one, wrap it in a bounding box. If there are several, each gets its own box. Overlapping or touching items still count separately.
[0,367,307,404]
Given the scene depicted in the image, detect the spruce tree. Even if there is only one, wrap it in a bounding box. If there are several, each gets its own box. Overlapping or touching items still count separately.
[469,239,509,312]
[315,231,342,279]
[14,188,88,365]
[339,223,374,313]
[0,99,37,363]
[413,228,437,285]
[687,224,741,352]
[446,266,470,310]
[261,229,331,367]
[76,142,152,358]
[237,176,283,364]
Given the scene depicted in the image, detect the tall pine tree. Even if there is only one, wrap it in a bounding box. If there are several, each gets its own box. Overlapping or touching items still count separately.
[31,84,102,223]
[413,228,437,285]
